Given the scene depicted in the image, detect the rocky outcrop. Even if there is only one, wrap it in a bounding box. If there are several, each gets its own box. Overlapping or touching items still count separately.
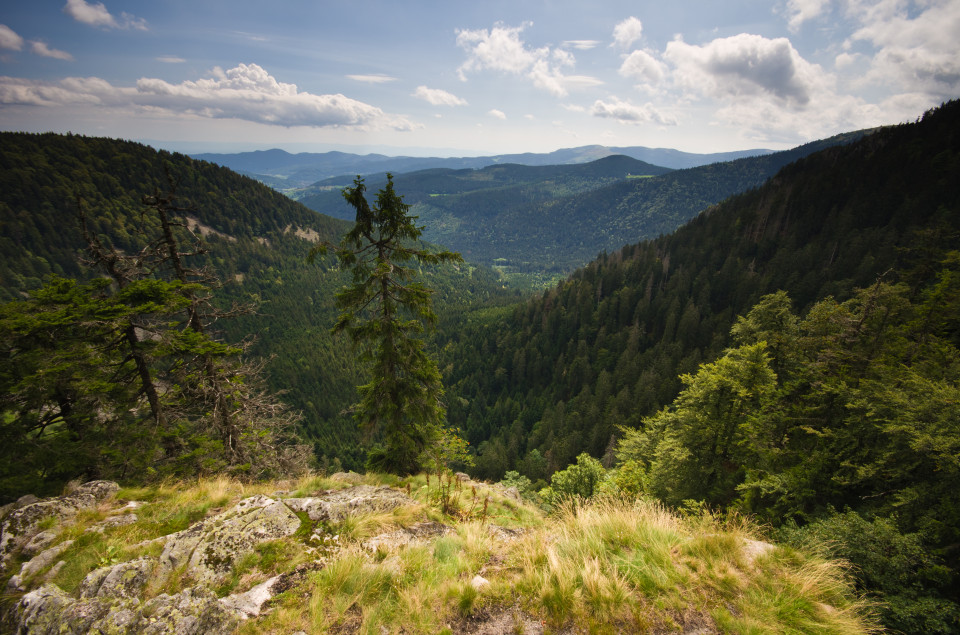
[158,494,301,585]
[9,481,417,634]
[1,481,119,569]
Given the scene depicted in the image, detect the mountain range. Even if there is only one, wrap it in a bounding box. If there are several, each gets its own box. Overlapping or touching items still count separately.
[191,144,775,190]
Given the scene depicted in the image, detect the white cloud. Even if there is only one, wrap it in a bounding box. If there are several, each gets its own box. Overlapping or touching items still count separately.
[157,56,186,64]
[785,0,831,31]
[456,22,601,97]
[30,41,74,61]
[413,85,467,106]
[619,49,666,86]
[563,40,600,50]
[612,17,644,49]
[0,63,417,130]
[0,24,24,51]
[456,23,540,78]
[590,96,677,125]
[347,74,396,84]
[664,33,826,107]
[847,0,960,99]
[488,108,506,119]
[63,0,147,30]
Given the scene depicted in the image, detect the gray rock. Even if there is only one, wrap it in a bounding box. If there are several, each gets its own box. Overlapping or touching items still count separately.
[86,512,138,534]
[285,485,412,523]
[7,539,74,592]
[220,575,281,618]
[21,530,58,558]
[16,584,76,635]
[17,583,238,635]
[363,521,451,552]
[17,494,40,507]
[0,481,118,569]
[160,495,300,585]
[139,587,238,635]
[78,557,155,600]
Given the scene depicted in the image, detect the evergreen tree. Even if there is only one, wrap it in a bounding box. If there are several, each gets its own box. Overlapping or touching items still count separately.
[311,175,462,474]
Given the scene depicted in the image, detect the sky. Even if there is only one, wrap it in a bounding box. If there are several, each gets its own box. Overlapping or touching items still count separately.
[1,0,958,156]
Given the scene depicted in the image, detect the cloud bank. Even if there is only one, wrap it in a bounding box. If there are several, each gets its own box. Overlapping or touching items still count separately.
[0,63,417,130]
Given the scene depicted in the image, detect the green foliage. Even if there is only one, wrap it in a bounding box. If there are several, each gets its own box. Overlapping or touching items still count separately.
[540,453,607,507]
[438,99,960,488]
[780,511,960,634]
[312,175,463,474]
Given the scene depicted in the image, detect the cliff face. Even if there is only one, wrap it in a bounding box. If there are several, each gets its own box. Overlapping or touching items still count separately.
[1,474,876,634]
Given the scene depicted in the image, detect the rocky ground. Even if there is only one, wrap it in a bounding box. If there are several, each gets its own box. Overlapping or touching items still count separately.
[0,474,874,634]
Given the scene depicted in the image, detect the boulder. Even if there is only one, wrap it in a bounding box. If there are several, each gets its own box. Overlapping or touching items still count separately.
[138,587,238,635]
[15,583,237,635]
[285,485,412,522]
[78,557,155,600]
[0,481,119,569]
[160,495,300,585]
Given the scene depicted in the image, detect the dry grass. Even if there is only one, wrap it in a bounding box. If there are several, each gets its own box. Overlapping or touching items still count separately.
[5,474,878,634]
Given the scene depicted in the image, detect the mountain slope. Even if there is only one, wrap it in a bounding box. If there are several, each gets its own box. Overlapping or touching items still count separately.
[439,100,960,479]
[0,133,509,471]
[307,129,869,278]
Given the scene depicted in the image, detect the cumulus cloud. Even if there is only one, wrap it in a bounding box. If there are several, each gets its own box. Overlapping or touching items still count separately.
[846,0,960,99]
[590,96,677,125]
[0,63,417,130]
[0,24,24,51]
[612,17,644,49]
[784,0,831,31]
[488,108,506,119]
[63,0,147,30]
[456,22,601,97]
[664,33,826,107]
[619,49,666,86]
[30,41,74,61]
[413,85,467,106]
[347,74,396,84]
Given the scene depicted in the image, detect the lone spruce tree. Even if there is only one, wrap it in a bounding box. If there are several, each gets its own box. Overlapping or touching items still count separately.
[312,175,462,474]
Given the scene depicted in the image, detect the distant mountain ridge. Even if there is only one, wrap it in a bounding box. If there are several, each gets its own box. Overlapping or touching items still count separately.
[294,129,871,279]
[192,144,774,188]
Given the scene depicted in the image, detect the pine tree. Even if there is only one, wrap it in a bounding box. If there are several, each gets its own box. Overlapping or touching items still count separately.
[311,175,463,474]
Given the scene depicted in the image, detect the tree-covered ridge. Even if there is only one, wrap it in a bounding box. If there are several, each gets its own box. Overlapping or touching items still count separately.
[440,100,959,482]
[0,132,511,473]
[297,130,870,278]
[0,132,348,302]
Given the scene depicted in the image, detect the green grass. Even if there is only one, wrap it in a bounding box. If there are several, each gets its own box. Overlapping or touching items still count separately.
[3,473,878,635]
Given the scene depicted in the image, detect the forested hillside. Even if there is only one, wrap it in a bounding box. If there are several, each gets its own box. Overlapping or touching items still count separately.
[298,130,868,279]
[0,133,509,475]
[438,102,960,631]
[442,101,959,480]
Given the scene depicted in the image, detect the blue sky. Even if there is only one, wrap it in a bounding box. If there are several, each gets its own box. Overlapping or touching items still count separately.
[1,0,958,155]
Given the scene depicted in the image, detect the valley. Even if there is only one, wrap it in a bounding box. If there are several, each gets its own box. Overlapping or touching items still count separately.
[1,101,959,633]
